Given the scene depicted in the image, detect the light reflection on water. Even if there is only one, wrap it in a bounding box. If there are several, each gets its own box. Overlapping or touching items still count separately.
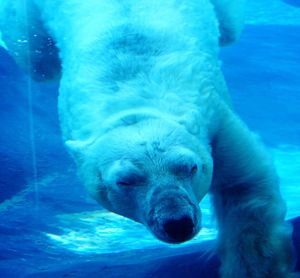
[46,209,216,254]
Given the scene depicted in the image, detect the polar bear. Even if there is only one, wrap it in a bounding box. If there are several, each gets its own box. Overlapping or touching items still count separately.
[0,0,296,277]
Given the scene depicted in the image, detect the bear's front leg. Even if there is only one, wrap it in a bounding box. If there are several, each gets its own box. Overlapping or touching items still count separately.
[210,108,296,278]
[212,184,294,278]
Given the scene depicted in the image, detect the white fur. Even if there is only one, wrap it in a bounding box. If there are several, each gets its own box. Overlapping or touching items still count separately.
[210,0,246,45]
[0,0,296,277]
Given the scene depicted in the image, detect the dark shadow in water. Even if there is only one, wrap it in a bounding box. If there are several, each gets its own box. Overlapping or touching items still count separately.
[282,0,300,8]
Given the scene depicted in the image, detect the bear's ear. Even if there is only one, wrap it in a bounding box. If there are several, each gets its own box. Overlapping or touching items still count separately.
[65,140,86,163]
[210,0,246,46]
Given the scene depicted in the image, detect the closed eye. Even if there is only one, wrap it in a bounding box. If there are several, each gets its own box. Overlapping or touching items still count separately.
[115,172,145,186]
[116,180,132,186]
[171,162,199,178]
[167,147,201,178]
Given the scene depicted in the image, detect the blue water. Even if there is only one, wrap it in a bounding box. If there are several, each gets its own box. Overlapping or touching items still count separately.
[0,0,299,277]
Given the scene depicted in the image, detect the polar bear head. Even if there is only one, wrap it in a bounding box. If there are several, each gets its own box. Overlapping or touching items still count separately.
[69,118,213,243]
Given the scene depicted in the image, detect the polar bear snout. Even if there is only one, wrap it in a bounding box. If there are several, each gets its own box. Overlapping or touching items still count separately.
[148,208,201,244]
[146,187,201,243]
[162,215,195,243]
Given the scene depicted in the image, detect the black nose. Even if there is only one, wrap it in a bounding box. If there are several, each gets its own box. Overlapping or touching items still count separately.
[163,216,195,242]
